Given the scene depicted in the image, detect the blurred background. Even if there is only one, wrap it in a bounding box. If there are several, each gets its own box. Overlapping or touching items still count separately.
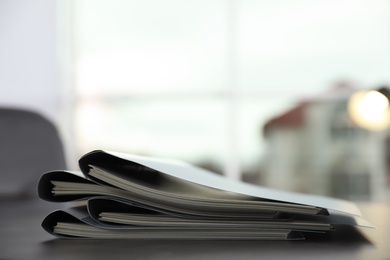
[1,0,390,202]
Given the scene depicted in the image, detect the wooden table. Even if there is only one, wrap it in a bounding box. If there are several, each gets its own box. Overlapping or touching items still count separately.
[1,198,389,259]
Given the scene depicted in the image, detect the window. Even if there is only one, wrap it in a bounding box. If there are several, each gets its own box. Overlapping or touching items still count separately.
[62,0,390,182]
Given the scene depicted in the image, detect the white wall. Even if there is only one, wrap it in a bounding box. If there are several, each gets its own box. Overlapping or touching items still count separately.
[0,0,60,123]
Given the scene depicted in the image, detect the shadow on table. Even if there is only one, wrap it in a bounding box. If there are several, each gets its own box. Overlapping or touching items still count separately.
[38,226,374,260]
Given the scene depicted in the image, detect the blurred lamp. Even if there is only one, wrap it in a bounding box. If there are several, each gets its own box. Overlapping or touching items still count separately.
[348,87,390,131]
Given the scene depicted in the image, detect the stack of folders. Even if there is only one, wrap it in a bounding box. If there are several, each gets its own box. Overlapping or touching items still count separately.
[38,150,373,240]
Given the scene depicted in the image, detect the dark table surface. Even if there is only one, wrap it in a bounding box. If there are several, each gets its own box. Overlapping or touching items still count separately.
[1,198,389,260]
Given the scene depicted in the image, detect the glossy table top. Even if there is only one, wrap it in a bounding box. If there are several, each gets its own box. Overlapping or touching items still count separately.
[1,198,389,260]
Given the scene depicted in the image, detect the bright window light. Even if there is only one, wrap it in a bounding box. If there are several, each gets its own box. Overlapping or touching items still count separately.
[348,90,390,130]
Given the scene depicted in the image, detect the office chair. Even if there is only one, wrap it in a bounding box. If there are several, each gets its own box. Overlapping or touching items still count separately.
[0,107,66,200]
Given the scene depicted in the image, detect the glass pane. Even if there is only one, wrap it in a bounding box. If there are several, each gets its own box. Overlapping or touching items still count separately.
[75,97,228,174]
[73,0,228,95]
[237,0,390,93]
[254,85,390,201]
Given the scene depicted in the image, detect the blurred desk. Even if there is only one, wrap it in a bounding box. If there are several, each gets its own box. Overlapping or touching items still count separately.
[1,199,389,260]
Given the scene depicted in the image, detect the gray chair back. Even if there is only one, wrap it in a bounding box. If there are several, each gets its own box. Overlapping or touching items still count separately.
[0,107,66,199]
